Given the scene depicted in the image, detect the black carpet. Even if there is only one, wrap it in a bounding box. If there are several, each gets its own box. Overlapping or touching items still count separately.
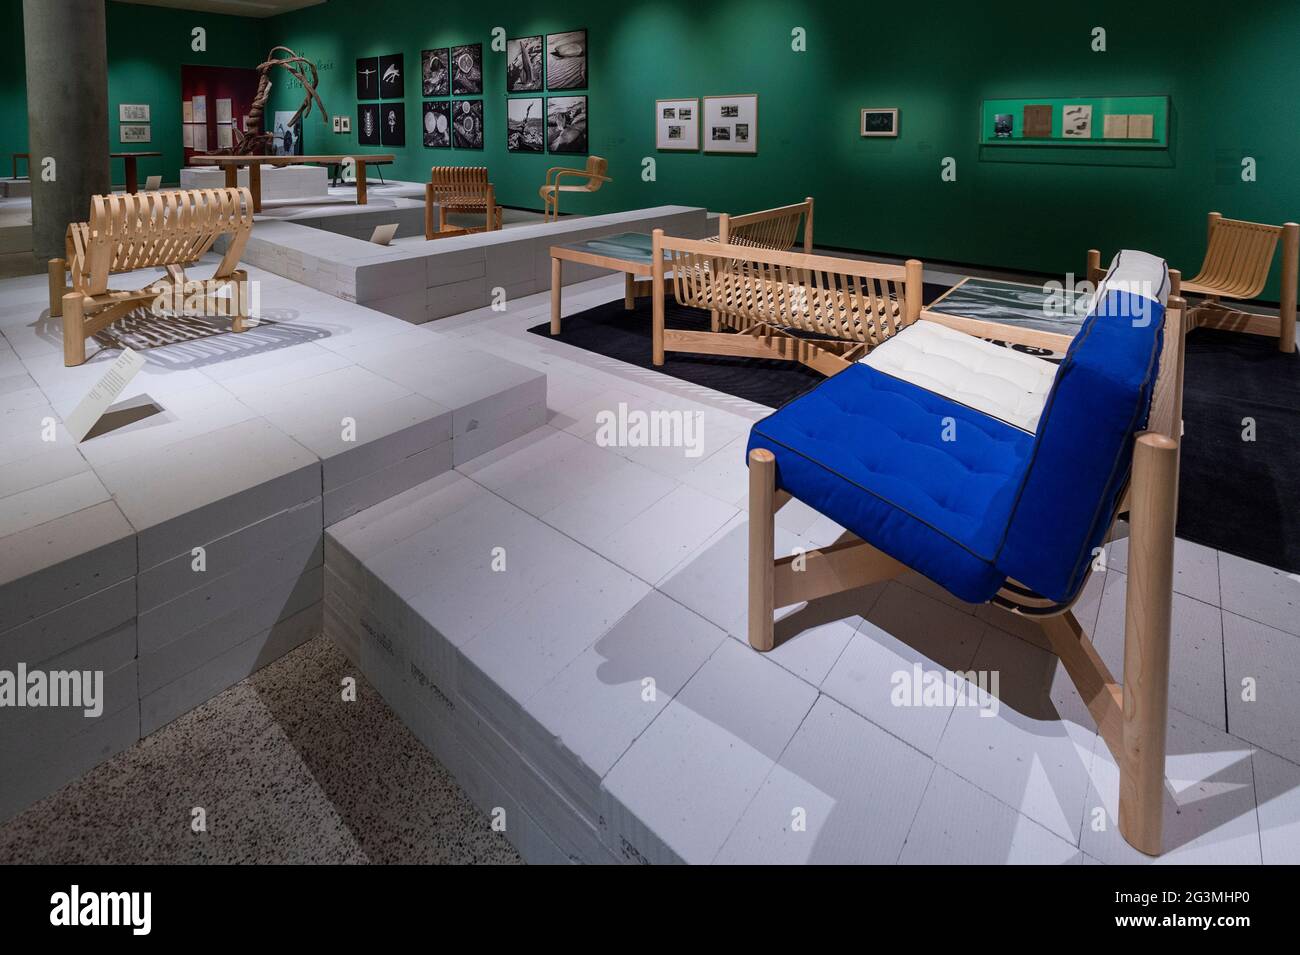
[530,303,1300,573]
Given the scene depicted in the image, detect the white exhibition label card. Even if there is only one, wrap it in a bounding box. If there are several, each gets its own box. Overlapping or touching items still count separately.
[65,348,147,442]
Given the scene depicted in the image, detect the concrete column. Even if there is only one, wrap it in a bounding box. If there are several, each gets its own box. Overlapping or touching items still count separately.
[23,0,110,261]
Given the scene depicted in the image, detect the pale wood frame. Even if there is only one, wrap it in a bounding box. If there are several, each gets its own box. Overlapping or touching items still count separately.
[651,229,922,375]
[702,94,758,155]
[1089,212,1298,353]
[425,165,501,240]
[860,107,899,138]
[747,286,1187,856]
[538,156,610,222]
[655,98,700,151]
[49,187,254,367]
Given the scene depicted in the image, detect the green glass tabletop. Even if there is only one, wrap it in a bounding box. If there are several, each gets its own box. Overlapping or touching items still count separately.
[929,277,1092,337]
[555,231,661,264]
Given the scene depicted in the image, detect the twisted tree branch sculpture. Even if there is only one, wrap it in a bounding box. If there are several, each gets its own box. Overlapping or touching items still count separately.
[224,46,329,156]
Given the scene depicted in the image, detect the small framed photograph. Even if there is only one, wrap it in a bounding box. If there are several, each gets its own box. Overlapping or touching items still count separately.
[119,103,150,123]
[545,29,587,90]
[120,124,151,144]
[547,95,587,153]
[452,43,483,95]
[507,97,544,152]
[423,100,451,148]
[333,115,342,133]
[507,35,544,92]
[656,98,699,151]
[340,115,351,133]
[702,94,757,154]
[860,107,898,137]
[421,48,450,96]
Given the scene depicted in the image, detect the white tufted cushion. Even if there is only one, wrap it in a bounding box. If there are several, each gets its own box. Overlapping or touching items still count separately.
[859,320,1057,433]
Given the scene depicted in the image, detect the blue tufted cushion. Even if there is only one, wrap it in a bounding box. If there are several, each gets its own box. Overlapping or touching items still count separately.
[747,363,1034,603]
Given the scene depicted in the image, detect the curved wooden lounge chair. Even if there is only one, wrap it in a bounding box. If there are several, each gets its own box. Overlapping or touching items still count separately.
[538,156,609,222]
[651,230,922,375]
[747,250,1186,855]
[1088,211,1297,352]
[49,187,254,366]
[711,197,814,253]
[425,166,501,240]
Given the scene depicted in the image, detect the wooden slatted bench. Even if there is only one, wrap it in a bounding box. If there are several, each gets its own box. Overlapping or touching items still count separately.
[49,187,255,366]
[651,229,922,375]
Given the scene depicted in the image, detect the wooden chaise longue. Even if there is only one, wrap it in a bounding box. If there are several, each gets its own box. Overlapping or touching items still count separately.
[49,187,255,366]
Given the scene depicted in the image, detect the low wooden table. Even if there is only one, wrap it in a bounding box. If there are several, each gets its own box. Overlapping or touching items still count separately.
[549,232,668,335]
[112,151,162,194]
[189,154,396,212]
[923,276,1091,358]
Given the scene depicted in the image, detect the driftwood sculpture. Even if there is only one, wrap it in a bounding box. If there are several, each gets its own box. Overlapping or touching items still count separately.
[225,46,329,156]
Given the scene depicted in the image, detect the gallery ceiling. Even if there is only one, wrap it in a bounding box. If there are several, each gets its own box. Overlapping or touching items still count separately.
[118,0,325,18]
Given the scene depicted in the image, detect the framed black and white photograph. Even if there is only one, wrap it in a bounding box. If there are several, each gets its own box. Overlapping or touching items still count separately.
[451,99,484,149]
[423,100,451,147]
[357,103,381,145]
[421,48,450,97]
[703,94,757,154]
[120,124,151,144]
[547,95,587,153]
[860,107,898,137]
[994,112,1014,138]
[656,97,699,151]
[380,102,405,147]
[119,103,150,123]
[507,97,544,152]
[356,57,380,100]
[452,43,483,95]
[379,53,404,97]
[546,30,586,90]
[507,35,543,92]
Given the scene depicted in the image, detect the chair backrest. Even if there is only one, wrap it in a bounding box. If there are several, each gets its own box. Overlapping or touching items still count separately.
[68,187,254,296]
[655,232,922,347]
[582,156,608,192]
[1190,212,1282,298]
[997,250,1182,602]
[428,166,492,209]
[717,198,813,254]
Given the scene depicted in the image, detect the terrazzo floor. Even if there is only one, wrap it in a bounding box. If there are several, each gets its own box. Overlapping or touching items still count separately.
[0,635,521,864]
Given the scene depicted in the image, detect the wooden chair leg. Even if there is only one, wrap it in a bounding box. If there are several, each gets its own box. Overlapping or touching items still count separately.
[230,270,248,333]
[62,293,86,367]
[1118,432,1179,855]
[1280,222,1298,353]
[748,448,777,652]
[624,273,635,310]
[48,258,66,317]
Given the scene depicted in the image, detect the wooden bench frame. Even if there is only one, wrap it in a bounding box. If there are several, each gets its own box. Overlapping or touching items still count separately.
[748,281,1188,856]
[48,188,254,366]
[650,230,922,376]
[715,197,814,254]
[1089,212,1298,353]
[425,166,502,240]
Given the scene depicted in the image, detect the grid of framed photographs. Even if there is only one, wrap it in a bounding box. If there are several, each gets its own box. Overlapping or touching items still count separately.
[506,29,589,155]
[657,94,756,154]
[421,43,483,149]
[656,98,698,151]
[356,53,406,146]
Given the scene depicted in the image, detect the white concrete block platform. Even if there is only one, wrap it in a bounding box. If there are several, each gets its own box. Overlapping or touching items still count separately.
[0,257,545,821]
[319,270,1300,865]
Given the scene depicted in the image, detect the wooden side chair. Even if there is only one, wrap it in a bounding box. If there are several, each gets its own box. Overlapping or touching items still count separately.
[538,156,610,222]
[49,187,254,366]
[747,250,1186,855]
[425,166,502,240]
[1089,212,1297,352]
[651,230,923,375]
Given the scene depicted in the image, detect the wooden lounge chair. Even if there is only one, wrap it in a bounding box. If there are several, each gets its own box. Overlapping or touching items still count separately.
[538,156,610,222]
[49,187,254,366]
[1088,212,1297,352]
[747,250,1186,855]
[711,197,814,254]
[425,166,501,240]
[651,230,922,375]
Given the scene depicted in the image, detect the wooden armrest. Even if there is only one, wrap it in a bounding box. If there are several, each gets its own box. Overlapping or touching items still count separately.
[918,310,1074,353]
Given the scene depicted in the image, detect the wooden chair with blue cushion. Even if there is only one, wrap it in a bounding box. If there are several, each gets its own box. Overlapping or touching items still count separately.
[746,251,1186,855]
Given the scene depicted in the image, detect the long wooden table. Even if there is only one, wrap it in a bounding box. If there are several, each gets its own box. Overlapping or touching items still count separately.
[188,154,396,211]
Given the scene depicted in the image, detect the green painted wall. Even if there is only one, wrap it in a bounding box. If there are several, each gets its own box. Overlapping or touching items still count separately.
[264,0,1300,300]
[0,1,266,185]
[4,1,1298,299]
